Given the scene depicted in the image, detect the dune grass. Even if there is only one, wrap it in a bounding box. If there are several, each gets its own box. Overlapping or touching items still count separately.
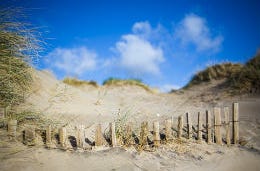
[185,52,260,94]
[230,52,260,93]
[63,77,98,87]
[103,77,152,92]
[186,63,243,88]
[0,8,41,107]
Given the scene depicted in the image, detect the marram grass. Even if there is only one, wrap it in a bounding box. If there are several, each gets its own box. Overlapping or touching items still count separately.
[0,8,41,107]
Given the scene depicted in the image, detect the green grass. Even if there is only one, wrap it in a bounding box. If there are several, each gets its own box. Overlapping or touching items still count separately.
[103,77,152,92]
[63,77,98,87]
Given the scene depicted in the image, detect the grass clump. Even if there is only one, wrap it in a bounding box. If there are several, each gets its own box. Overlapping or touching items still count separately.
[185,52,260,94]
[103,77,152,92]
[114,109,129,145]
[230,53,260,93]
[0,8,41,107]
[186,63,243,88]
[63,77,98,87]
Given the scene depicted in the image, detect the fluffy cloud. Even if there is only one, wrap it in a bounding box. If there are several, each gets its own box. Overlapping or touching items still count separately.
[45,47,97,76]
[132,21,152,38]
[175,14,223,52]
[114,22,164,76]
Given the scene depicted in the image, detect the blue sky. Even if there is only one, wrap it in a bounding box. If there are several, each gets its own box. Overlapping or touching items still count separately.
[3,0,260,91]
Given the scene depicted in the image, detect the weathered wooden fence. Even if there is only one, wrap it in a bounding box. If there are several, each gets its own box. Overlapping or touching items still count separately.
[4,102,240,150]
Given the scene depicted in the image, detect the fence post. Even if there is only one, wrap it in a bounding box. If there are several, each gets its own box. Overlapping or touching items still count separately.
[233,103,239,144]
[8,120,17,139]
[214,107,222,145]
[109,122,117,147]
[153,121,160,147]
[197,112,202,142]
[95,124,103,146]
[165,119,172,142]
[186,113,192,139]
[224,107,231,146]
[59,127,67,148]
[140,121,148,146]
[206,110,212,144]
[76,125,84,148]
[177,115,183,139]
[46,125,52,147]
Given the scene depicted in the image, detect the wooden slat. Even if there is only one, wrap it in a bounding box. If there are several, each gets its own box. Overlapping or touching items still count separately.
[214,107,222,145]
[224,107,231,146]
[59,127,67,148]
[197,112,202,142]
[95,124,103,146]
[186,113,192,139]
[177,115,183,139]
[46,125,52,147]
[109,122,117,147]
[206,110,212,144]
[153,121,160,147]
[165,119,172,142]
[76,125,84,148]
[233,103,239,144]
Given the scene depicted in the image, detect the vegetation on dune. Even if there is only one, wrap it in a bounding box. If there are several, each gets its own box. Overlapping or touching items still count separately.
[0,8,41,108]
[63,77,98,87]
[230,52,260,93]
[185,52,260,94]
[186,63,243,88]
[103,77,152,92]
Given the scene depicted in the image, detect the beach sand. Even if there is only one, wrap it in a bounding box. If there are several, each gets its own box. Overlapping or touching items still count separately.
[1,70,260,171]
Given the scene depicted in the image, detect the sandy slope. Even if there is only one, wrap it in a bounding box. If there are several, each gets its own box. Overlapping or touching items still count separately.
[1,70,260,171]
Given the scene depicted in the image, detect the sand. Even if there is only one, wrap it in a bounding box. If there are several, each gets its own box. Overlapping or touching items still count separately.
[1,70,260,171]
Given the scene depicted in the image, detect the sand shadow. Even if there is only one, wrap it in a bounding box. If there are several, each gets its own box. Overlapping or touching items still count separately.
[68,136,77,149]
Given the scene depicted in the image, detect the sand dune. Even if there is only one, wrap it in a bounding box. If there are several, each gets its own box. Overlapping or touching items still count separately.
[1,70,260,171]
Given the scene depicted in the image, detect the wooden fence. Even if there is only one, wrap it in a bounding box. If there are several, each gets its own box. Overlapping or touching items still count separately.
[5,102,240,150]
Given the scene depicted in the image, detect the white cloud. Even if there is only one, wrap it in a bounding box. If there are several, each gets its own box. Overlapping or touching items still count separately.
[46,47,97,76]
[175,14,223,52]
[132,21,152,38]
[114,22,165,76]
[159,84,181,93]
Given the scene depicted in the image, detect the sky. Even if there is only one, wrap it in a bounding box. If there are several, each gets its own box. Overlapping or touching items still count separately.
[2,0,260,92]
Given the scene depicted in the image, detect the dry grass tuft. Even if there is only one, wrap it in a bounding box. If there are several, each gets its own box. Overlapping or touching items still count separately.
[185,52,260,95]
[186,63,243,88]
[114,109,129,145]
[229,53,260,93]
[0,7,42,107]
[63,77,98,87]
[103,77,152,92]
